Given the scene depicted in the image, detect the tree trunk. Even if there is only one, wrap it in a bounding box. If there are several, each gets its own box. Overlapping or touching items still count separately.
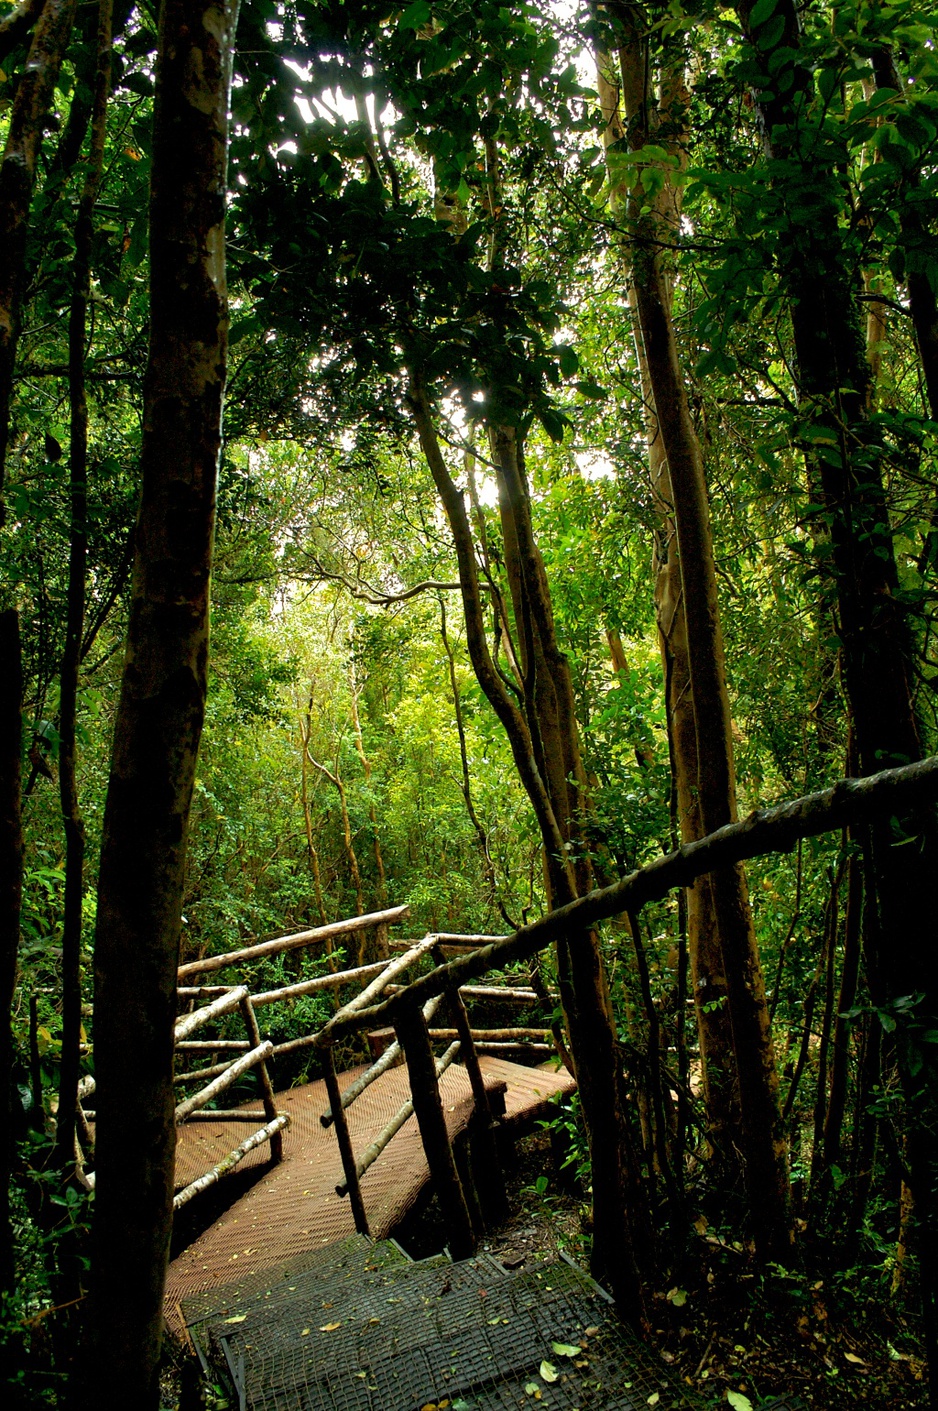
[87,0,236,1402]
[0,0,77,498]
[595,54,740,1161]
[54,0,113,1174]
[409,381,647,1320]
[349,659,387,907]
[736,0,938,1348]
[0,611,22,1289]
[603,7,792,1256]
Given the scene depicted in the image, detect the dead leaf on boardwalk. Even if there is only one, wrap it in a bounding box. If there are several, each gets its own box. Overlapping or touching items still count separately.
[540,1361,558,1383]
[319,1321,342,1331]
[223,1314,247,1324]
[552,1342,581,1357]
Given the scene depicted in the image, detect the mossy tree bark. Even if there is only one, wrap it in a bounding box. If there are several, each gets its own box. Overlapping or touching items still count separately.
[594,49,740,1168]
[87,0,237,1403]
[600,3,792,1258]
[0,611,22,1289]
[54,0,114,1175]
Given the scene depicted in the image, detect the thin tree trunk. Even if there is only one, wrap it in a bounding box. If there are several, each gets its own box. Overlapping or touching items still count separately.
[823,845,863,1169]
[594,49,739,1157]
[0,0,77,498]
[306,745,365,930]
[54,0,113,1174]
[603,7,792,1256]
[0,611,23,1289]
[348,660,386,907]
[298,695,329,929]
[409,380,647,1320]
[87,0,236,1402]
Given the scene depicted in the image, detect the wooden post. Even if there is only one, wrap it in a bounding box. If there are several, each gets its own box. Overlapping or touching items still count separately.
[447,983,508,1225]
[394,999,476,1259]
[240,994,282,1162]
[322,1046,369,1236]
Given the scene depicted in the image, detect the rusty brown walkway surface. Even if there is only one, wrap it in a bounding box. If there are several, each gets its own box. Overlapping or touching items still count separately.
[164,1057,574,1339]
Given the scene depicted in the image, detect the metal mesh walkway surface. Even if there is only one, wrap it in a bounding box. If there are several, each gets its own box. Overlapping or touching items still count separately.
[187,1237,706,1411]
[165,1058,574,1339]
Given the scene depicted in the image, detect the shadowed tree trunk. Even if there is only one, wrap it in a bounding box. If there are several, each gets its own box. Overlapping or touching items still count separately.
[87,0,237,1403]
[594,50,740,1168]
[54,0,114,1176]
[409,379,648,1322]
[0,611,22,1289]
[0,0,77,494]
[734,0,938,1383]
[599,4,792,1257]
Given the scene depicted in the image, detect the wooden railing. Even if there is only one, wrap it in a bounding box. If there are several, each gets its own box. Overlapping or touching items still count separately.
[77,909,539,1231]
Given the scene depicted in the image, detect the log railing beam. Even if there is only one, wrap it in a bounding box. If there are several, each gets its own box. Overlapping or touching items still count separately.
[176,905,410,979]
[322,1046,369,1236]
[394,1000,476,1259]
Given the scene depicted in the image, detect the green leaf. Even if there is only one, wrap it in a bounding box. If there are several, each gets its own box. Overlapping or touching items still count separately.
[551,1342,582,1357]
[539,1361,558,1383]
[399,0,431,29]
[748,0,779,26]
[726,1394,753,1411]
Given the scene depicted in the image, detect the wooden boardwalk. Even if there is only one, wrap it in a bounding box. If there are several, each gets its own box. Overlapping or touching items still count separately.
[164,1057,574,1339]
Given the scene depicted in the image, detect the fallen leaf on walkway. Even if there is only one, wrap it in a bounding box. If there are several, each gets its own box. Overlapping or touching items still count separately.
[223,1315,247,1324]
[552,1342,581,1357]
[319,1321,342,1331]
[540,1361,558,1383]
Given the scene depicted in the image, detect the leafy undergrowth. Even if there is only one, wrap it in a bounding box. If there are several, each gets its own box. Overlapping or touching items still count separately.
[491,1130,927,1409]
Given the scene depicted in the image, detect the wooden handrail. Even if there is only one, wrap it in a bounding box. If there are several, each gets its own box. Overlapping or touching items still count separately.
[320,993,445,1129]
[250,959,389,1007]
[177,905,410,979]
[174,985,248,1041]
[335,1041,461,1195]
[172,1116,290,1209]
[174,1042,273,1124]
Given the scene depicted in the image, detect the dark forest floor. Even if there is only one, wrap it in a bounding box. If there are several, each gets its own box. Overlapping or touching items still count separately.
[474,1129,928,1410]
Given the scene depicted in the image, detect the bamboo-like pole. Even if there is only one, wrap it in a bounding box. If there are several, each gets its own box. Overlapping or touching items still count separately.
[320,993,446,1129]
[240,994,282,1161]
[425,1027,551,1041]
[250,959,388,1008]
[174,985,248,1042]
[474,1042,553,1056]
[394,1000,475,1259]
[389,934,507,954]
[331,934,439,1020]
[336,1042,461,1195]
[174,1057,236,1085]
[175,1039,250,1052]
[174,1042,273,1124]
[176,905,410,979]
[322,1046,369,1236]
[172,1116,290,1209]
[177,984,235,999]
[385,982,548,1002]
[178,1110,269,1122]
